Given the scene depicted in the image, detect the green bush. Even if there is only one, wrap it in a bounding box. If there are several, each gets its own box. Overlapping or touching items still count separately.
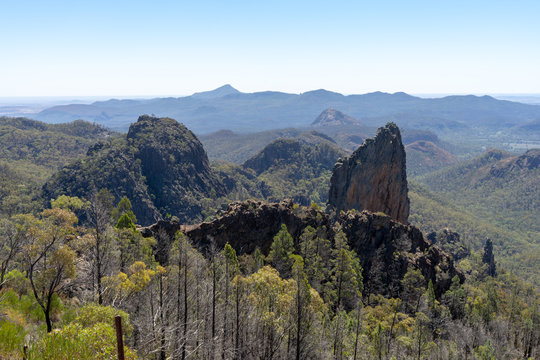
[0,320,26,357]
[27,322,137,360]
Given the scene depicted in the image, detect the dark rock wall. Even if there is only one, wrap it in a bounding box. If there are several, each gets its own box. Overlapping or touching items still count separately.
[141,200,461,298]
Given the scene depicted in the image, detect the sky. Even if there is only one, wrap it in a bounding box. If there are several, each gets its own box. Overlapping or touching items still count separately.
[1,0,540,97]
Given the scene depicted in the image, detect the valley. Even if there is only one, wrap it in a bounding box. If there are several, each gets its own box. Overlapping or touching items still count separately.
[0,95,539,359]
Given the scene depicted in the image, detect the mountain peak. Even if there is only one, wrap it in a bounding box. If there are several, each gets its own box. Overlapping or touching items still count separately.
[191,84,240,99]
[328,122,409,224]
[311,108,361,126]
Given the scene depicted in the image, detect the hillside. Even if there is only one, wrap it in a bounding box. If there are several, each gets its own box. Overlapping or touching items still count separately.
[200,128,340,163]
[1,117,539,359]
[0,116,115,169]
[409,181,540,286]
[242,136,345,205]
[43,115,226,225]
[405,140,459,176]
[0,117,116,218]
[416,149,540,243]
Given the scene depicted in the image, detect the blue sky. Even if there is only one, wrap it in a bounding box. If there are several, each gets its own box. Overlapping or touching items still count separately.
[1,0,539,96]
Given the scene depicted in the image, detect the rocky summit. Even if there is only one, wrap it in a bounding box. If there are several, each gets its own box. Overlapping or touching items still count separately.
[43,115,226,225]
[328,122,410,224]
[311,108,361,126]
[141,199,461,298]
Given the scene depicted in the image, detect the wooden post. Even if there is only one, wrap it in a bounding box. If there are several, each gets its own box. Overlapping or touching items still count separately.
[115,315,126,360]
[22,345,27,360]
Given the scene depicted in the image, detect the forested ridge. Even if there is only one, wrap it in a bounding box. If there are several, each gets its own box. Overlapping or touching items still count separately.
[0,115,538,359]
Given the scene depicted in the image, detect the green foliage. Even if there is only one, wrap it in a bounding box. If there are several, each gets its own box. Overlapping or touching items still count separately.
[474,340,496,360]
[409,180,540,286]
[0,320,26,357]
[50,195,86,212]
[298,226,331,293]
[72,303,132,336]
[413,148,540,285]
[268,224,295,278]
[401,267,426,315]
[116,213,136,231]
[112,196,137,224]
[222,243,239,276]
[330,230,363,310]
[441,275,466,319]
[27,322,137,360]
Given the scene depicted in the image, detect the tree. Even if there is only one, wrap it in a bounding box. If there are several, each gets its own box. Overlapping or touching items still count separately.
[291,255,311,360]
[482,238,496,277]
[441,275,466,319]
[412,312,435,360]
[298,226,330,293]
[0,218,23,291]
[221,243,239,359]
[22,208,78,332]
[111,196,137,224]
[401,267,426,315]
[268,224,295,278]
[330,230,362,311]
[86,188,114,304]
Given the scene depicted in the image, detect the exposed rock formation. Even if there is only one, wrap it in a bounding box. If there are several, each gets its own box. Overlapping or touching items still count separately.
[427,228,470,261]
[328,122,410,224]
[127,115,226,221]
[141,199,461,297]
[43,115,226,225]
[311,108,361,126]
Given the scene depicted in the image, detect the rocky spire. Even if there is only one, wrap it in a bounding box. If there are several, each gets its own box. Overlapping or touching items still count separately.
[328,122,409,224]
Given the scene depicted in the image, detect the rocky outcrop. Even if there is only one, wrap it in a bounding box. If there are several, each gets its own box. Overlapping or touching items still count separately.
[43,115,226,225]
[141,200,461,297]
[328,122,410,224]
[427,228,470,261]
[127,115,226,221]
[487,148,540,179]
[311,108,361,126]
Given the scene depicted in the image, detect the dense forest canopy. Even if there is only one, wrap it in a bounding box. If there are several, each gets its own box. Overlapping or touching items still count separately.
[0,115,538,359]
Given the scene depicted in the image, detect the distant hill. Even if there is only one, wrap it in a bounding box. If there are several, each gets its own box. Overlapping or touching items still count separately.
[33,86,540,137]
[200,128,340,164]
[311,108,361,126]
[191,84,240,99]
[406,140,459,176]
[512,119,540,136]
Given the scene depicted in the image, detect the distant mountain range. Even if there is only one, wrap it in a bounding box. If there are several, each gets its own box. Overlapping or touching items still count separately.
[33,85,540,136]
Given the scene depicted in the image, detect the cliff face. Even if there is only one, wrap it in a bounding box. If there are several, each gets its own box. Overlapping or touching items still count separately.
[427,228,470,261]
[127,115,226,221]
[141,200,461,297]
[43,115,225,225]
[328,122,410,224]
